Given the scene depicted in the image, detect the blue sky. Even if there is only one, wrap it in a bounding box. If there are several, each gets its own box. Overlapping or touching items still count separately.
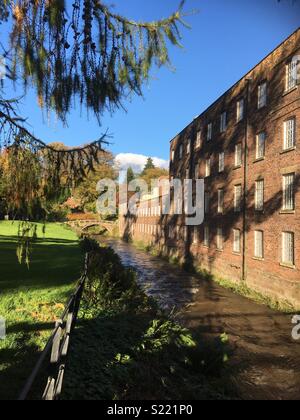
[1,0,300,167]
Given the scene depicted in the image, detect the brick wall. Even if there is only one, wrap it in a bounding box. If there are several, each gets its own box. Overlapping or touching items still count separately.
[120,29,300,308]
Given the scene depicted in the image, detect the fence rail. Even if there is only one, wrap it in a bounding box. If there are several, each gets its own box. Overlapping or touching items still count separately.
[18,253,90,401]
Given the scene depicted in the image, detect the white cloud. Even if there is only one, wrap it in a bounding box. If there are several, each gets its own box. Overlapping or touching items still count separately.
[115,153,169,174]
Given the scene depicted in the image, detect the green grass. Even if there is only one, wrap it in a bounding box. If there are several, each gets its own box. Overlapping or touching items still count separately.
[0,221,83,400]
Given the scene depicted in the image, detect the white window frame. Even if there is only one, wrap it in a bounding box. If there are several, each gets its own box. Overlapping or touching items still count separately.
[171,149,175,161]
[258,82,267,109]
[255,179,264,211]
[256,132,266,160]
[218,189,224,214]
[207,123,213,141]
[234,185,242,213]
[286,60,297,92]
[196,130,201,149]
[237,98,244,122]
[282,231,295,266]
[179,144,183,159]
[219,152,225,173]
[187,139,191,154]
[283,118,296,150]
[254,231,264,259]
[235,144,242,167]
[205,158,211,178]
[233,229,241,254]
[204,225,210,247]
[193,226,198,244]
[220,112,227,133]
[283,173,295,211]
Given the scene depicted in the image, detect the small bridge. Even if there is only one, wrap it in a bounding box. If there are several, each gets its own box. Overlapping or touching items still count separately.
[66,219,116,234]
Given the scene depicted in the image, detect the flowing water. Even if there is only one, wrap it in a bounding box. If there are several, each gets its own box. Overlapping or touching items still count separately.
[99,238,300,400]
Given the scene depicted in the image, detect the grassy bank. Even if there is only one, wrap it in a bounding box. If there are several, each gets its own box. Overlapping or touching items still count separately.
[0,221,82,400]
[130,239,295,313]
[62,239,230,400]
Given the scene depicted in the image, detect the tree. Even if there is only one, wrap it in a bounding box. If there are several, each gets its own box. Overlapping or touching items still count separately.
[0,1,187,262]
[73,152,117,213]
[0,1,187,122]
[140,167,169,189]
[126,167,135,184]
[142,158,156,175]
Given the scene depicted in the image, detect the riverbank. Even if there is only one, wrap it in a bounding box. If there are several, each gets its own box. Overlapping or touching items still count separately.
[131,239,297,313]
[97,237,300,400]
[62,238,231,400]
[0,221,82,400]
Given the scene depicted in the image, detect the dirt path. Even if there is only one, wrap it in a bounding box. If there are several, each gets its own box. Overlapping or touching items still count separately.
[103,238,300,400]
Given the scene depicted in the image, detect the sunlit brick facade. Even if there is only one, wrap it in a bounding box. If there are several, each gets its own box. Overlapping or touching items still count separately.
[120,29,300,307]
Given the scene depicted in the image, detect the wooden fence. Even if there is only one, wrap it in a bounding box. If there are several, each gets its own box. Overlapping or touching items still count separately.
[18,254,90,401]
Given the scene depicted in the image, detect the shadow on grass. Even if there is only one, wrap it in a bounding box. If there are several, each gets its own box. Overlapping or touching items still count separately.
[0,321,55,400]
[0,235,83,292]
[0,233,83,400]
[62,311,231,401]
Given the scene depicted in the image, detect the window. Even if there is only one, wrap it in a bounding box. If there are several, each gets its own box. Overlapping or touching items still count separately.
[196,131,201,148]
[204,192,210,214]
[256,132,266,159]
[218,189,224,214]
[255,180,264,211]
[204,225,210,247]
[254,231,264,259]
[282,232,295,266]
[187,139,191,154]
[283,173,295,211]
[286,60,297,92]
[217,228,224,250]
[220,112,227,133]
[219,152,225,173]
[207,123,213,141]
[284,118,296,150]
[237,98,244,122]
[233,229,241,254]
[171,149,175,161]
[179,144,183,159]
[193,226,198,244]
[184,227,188,242]
[258,82,267,109]
[205,158,211,177]
[234,185,242,212]
[235,144,242,167]
[195,163,200,179]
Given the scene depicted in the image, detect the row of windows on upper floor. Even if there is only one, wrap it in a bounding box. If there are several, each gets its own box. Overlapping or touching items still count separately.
[171,60,298,161]
[173,116,297,179]
[205,172,296,215]
[133,223,296,268]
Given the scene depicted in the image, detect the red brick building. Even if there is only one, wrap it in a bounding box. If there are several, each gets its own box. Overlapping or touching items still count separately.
[120,29,300,308]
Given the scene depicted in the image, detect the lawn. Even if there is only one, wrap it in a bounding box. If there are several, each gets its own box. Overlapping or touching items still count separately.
[0,221,83,400]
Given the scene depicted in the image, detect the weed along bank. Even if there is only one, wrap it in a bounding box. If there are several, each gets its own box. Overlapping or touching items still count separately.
[119,29,300,309]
